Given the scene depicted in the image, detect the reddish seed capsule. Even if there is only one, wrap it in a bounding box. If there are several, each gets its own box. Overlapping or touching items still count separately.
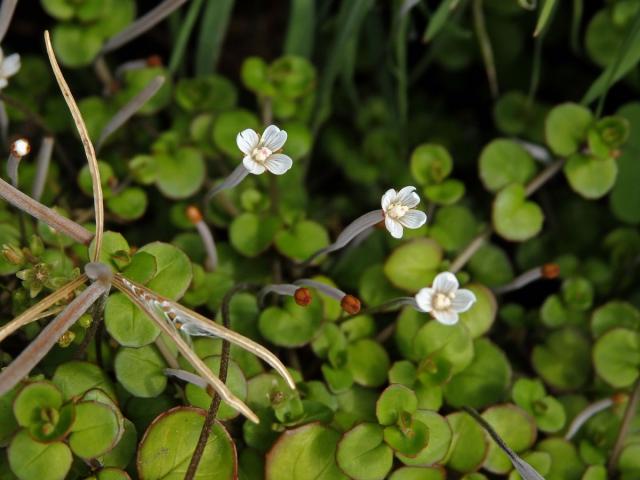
[341,294,361,315]
[186,205,203,224]
[147,55,163,67]
[612,392,628,405]
[294,288,312,307]
[542,263,560,279]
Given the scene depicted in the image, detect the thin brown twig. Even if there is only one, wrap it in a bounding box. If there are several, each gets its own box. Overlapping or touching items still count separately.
[609,378,640,473]
[184,283,258,480]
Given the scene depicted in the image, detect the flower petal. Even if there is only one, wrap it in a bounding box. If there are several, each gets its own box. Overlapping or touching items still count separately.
[415,288,434,312]
[236,129,259,155]
[452,289,476,313]
[264,153,293,175]
[0,78,7,90]
[432,309,459,325]
[397,185,420,208]
[2,54,20,78]
[398,209,427,229]
[261,125,287,151]
[432,271,459,295]
[242,156,266,175]
[385,216,403,239]
[381,188,397,210]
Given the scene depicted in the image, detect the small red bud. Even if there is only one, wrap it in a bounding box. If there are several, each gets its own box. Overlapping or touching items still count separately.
[294,287,312,307]
[341,294,361,315]
[541,263,560,279]
[612,392,628,405]
[147,55,163,67]
[186,205,203,224]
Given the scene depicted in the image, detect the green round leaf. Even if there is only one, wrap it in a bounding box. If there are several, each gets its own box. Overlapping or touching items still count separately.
[51,23,103,68]
[444,339,511,409]
[275,220,329,261]
[266,423,347,480]
[593,328,640,388]
[336,423,393,480]
[138,407,236,480]
[458,284,497,338]
[564,154,618,199]
[347,339,390,388]
[107,187,148,221]
[102,418,137,469]
[259,296,323,347]
[53,361,116,401]
[175,75,237,113]
[424,179,466,205]
[212,109,260,157]
[468,243,514,288]
[410,144,453,185]
[493,184,544,242]
[41,0,75,19]
[105,293,160,347]
[545,103,594,156]
[114,345,167,397]
[479,139,537,192]
[230,213,281,257]
[8,430,72,480]
[396,410,452,466]
[389,467,446,480]
[376,385,418,426]
[139,242,192,299]
[384,239,442,292]
[481,404,536,474]
[186,356,247,421]
[537,438,585,480]
[155,148,205,199]
[591,301,640,338]
[532,328,591,390]
[69,401,121,459]
[445,412,489,473]
[413,321,474,375]
[429,206,479,252]
[13,381,62,427]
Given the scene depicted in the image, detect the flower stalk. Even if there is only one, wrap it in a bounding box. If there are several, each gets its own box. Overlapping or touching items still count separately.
[186,205,217,271]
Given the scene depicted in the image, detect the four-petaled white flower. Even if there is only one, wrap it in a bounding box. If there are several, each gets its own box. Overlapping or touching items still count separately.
[381,186,427,239]
[237,125,293,175]
[0,48,20,90]
[415,272,476,325]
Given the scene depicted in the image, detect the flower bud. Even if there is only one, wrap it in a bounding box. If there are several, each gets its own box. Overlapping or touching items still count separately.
[341,294,361,315]
[58,330,75,348]
[294,287,312,307]
[147,55,163,67]
[541,263,560,279]
[11,138,30,157]
[2,244,24,265]
[186,205,203,224]
[29,235,44,257]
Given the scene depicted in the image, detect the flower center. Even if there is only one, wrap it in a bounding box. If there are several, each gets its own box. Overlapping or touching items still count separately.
[433,292,453,310]
[252,146,272,163]
[386,202,409,219]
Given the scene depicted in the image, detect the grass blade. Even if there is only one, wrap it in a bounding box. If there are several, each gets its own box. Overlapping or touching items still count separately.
[32,136,54,202]
[168,0,205,73]
[194,0,235,75]
[312,0,374,131]
[423,0,458,43]
[44,31,104,260]
[97,76,165,152]
[534,0,557,37]
[102,0,191,54]
[472,0,499,98]
[284,0,315,58]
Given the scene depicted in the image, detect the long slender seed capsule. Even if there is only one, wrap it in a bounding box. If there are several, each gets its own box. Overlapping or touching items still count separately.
[258,284,312,306]
[302,210,384,265]
[205,163,250,201]
[0,280,108,396]
[165,368,208,389]
[45,31,104,261]
[494,263,560,295]
[518,140,552,164]
[0,177,93,244]
[32,136,54,202]
[96,76,165,152]
[114,58,149,79]
[0,275,88,344]
[112,274,260,423]
[565,398,614,440]
[0,0,18,44]
[0,101,8,144]
[7,138,30,187]
[186,206,217,271]
[462,407,546,480]
[294,279,361,314]
[114,274,296,391]
[101,0,191,54]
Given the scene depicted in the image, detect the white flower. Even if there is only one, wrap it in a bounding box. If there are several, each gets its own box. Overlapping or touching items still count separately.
[11,138,30,157]
[381,186,427,238]
[415,272,476,325]
[0,48,20,90]
[236,124,293,175]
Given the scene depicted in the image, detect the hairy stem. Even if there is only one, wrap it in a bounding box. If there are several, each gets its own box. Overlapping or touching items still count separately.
[185,283,257,480]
